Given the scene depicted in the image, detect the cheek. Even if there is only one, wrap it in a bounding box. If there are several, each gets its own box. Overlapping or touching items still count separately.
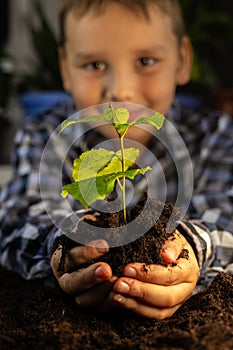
[71,79,101,110]
[143,76,175,114]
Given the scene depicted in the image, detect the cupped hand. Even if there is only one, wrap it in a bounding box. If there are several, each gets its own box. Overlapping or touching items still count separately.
[111,230,199,319]
[50,239,117,311]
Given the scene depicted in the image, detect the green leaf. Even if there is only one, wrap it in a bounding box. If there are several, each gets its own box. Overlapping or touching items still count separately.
[59,120,78,134]
[112,108,130,135]
[116,148,139,170]
[61,166,151,208]
[59,108,165,135]
[114,123,130,135]
[59,112,113,135]
[130,112,165,130]
[61,173,116,208]
[103,108,114,121]
[113,108,129,124]
[72,147,139,182]
[120,166,152,179]
[98,148,139,176]
[71,149,115,181]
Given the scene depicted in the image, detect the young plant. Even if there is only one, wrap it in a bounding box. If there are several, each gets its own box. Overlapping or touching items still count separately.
[60,104,164,223]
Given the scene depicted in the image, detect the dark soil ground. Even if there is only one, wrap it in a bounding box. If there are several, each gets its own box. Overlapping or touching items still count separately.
[0,267,232,350]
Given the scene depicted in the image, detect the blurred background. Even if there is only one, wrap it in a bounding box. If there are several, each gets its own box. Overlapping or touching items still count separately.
[0,0,233,173]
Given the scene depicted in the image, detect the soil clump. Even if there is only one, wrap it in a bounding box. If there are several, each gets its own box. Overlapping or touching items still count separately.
[57,195,182,275]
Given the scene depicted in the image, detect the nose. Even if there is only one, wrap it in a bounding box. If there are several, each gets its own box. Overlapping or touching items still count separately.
[103,68,135,102]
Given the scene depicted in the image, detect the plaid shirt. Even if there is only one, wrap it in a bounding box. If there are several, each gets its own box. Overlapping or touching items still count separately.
[0,98,232,292]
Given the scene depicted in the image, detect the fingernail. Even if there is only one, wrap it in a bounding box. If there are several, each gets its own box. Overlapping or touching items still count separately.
[116,281,130,293]
[124,267,137,277]
[95,266,107,279]
[160,248,176,264]
[95,240,108,253]
[109,276,118,283]
[112,294,126,304]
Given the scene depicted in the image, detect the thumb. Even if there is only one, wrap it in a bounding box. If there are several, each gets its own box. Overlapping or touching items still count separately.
[160,231,183,264]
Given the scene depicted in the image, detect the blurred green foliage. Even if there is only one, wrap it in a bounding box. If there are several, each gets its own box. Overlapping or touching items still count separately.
[17,0,63,93]
[180,0,233,91]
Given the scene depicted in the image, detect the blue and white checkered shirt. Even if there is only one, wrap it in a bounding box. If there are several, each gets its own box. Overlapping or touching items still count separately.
[0,98,232,292]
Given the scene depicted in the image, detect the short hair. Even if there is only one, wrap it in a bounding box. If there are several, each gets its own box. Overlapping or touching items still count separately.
[59,0,186,46]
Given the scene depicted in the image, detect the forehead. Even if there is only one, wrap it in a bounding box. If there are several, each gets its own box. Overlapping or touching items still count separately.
[64,3,177,49]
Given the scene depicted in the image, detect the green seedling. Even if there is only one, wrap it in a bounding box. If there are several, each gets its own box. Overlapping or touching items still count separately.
[60,104,164,223]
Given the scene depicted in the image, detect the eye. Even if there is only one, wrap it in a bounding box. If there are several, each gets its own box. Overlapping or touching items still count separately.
[136,57,156,67]
[85,61,107,71]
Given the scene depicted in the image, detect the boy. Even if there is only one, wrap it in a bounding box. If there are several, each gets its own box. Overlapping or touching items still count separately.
[0,0,232,320]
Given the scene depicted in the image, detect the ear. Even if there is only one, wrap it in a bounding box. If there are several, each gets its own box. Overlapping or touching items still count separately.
[176,36,193,86]
[58,47,72,92]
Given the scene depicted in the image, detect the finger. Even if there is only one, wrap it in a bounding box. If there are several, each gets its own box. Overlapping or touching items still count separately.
[111,292,182,319]
[160,230,184,264]
[69,239,109,265]
[123,234,199,286]
[123,252,198,286]
[51,239,109,276]
[58,262,112,295]
[113,278,194,308]
[74,276,118,309]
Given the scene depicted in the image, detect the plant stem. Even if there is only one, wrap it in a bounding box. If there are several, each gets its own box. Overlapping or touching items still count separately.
[110,102,128,223]
[120,135,127,223]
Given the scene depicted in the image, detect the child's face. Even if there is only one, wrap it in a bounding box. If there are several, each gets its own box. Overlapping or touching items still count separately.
[60,2,191,139]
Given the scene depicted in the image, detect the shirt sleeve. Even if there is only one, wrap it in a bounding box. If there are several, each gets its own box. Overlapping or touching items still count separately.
[0,118,79,280]
[178,113,233,291]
